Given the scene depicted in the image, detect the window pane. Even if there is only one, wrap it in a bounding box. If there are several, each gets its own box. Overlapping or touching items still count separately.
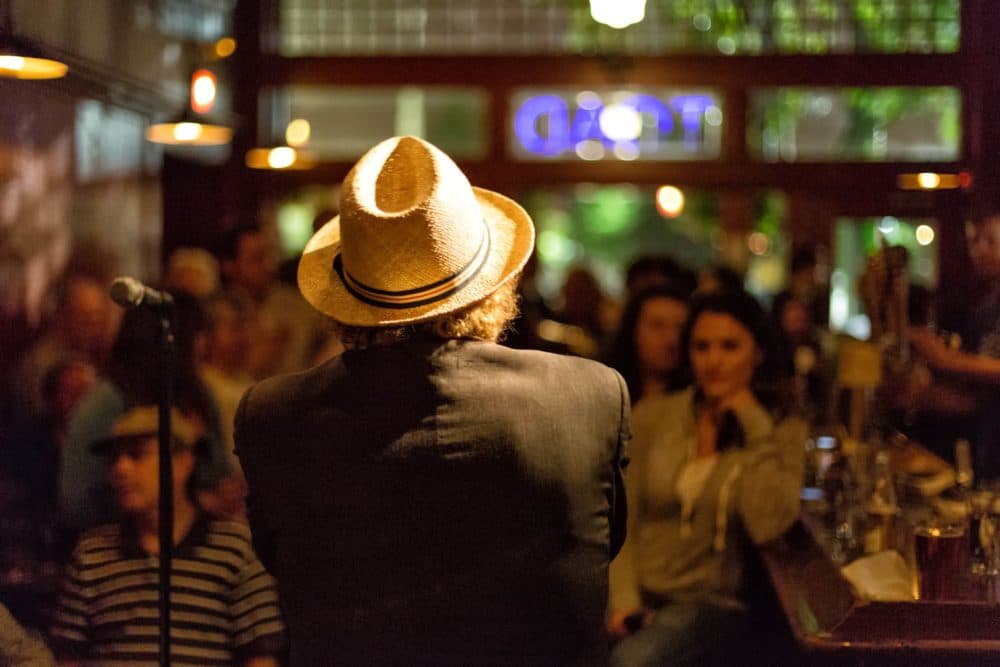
[509,88,723,162]
[268,86,488,160]
[748,87,961,162]
[277,0,960,56]
[518,184,719,300]
[516,186,786,300]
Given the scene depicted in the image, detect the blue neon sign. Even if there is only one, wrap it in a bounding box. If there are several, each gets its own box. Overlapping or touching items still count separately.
[511,89,721,161]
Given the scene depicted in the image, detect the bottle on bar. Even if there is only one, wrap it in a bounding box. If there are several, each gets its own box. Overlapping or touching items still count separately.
[863,450,900,554]
[954,438,984,574]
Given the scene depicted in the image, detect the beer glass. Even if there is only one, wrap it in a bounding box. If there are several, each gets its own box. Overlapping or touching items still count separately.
[914,523,966,601]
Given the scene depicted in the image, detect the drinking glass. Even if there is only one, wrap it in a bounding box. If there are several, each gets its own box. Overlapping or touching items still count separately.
[913,522,966,601]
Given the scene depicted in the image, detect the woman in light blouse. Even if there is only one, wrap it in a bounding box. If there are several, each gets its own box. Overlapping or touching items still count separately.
[608,290,806,667]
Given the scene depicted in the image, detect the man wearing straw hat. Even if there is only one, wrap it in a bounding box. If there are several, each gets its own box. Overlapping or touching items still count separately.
[235,136,630,666]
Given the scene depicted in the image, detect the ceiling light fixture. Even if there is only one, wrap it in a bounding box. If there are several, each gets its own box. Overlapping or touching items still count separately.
[0,1,67,79]
[589,0,647,29]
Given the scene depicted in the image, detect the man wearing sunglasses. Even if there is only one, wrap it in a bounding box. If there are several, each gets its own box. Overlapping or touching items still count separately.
[50,406,286,667]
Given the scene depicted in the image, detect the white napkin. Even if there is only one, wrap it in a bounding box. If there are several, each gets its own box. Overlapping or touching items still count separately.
[841,551,915,602]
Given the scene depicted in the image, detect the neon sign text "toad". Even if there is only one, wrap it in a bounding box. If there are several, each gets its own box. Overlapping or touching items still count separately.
[513,92,718,159]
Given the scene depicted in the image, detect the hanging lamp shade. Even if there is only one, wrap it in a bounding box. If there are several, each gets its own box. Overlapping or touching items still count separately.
[146,67,232,146]
[146,115,233,146]
[0,52,67,79]
[0,2,67,79]
[245,145,315,170]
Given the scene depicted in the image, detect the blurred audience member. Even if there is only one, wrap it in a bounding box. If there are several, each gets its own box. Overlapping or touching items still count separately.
[197,292,257,517]
[0,603,54,666]
[13,275,114,418]
[909,212,1000,479]
[550,265,615,358]
[217,223,324,378]
[625,255,697,299]
[608,290,805,667]
[789,246,830,327]
[771,291,831,422]
[697,264,744,295]
[51,407,285,665]
[606,287,691,404]
[165,246,221,299]
[504,251,559,351]
[59,292,231,533]
[885,285,975,462]
[1,359,96,514]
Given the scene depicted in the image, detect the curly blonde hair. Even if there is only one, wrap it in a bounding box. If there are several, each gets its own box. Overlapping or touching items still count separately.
[333,276,521,350]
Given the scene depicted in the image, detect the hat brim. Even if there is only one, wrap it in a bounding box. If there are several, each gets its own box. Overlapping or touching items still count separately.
[298,187,535,326]
[90,433,203,456]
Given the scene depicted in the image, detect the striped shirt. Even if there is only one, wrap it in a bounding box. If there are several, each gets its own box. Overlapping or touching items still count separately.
[51,515,286,666]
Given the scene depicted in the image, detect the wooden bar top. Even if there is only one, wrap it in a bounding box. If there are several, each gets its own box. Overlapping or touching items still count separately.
[759,520,1000,666]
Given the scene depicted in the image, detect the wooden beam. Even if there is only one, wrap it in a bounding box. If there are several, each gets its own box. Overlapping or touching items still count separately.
[260,54,963,88]
[257,160,965,195]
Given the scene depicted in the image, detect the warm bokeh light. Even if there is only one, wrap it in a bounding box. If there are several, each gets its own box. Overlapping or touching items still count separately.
[916,224,936,246]
[173,122,203,142]
[146,121,232,145]
[0,54,67,79]
[656,185,685,218]
[267,147,297,169]
[214,37,237,59]
[245,147,315,170]
[897,172,960,190]
[748,232,770,255]
[285,119,311,147]
[0,55,25,71]
[917,172,941,189]
[589,0,646,29]
[575,140,605,161]
[190,69,217,114]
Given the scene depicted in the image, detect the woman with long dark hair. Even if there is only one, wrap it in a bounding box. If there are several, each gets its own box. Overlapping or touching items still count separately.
[608,290,805,666]
[606,286,691,404]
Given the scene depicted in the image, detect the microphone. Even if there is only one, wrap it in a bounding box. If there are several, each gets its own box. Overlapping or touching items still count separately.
[109,276,174,309]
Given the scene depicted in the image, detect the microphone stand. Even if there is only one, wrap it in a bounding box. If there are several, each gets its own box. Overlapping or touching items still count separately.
[156,304,176,667]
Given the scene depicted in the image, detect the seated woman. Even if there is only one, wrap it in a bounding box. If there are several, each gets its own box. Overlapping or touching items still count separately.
[605,286,691,404]
[608,290,806,667]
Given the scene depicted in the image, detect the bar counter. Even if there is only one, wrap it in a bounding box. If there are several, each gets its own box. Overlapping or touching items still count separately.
[760,518,1000,666]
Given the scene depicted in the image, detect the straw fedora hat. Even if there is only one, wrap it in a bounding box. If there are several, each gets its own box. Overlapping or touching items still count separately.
[298,136,535,326]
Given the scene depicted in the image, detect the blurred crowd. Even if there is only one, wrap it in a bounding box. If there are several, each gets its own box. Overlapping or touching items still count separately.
[0,214,841,663]
[10,205,1000,665]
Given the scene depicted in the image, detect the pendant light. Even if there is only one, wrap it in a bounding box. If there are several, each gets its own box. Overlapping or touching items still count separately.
[0,0,67,79]
[147,68,232,146]
[245,118,315,171]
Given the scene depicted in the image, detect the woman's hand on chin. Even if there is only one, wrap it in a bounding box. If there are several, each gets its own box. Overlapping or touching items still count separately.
[714,387,758,416]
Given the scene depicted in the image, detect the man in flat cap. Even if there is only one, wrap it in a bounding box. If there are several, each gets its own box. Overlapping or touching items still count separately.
[51,406,286,666]
[235,136,630,666]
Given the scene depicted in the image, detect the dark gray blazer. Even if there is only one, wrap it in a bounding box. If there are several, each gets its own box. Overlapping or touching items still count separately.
[235,338,630,666]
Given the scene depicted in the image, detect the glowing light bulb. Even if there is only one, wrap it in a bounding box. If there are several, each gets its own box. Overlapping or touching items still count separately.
[267,147,297,169]
[173,122,203,142]
[285,119,311,147]
[917,172,941,190]
[190,69,217,114]
[589,0,646,29]
[0,56,26,71]
[656,186,685,218]
[599,103,643,141]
